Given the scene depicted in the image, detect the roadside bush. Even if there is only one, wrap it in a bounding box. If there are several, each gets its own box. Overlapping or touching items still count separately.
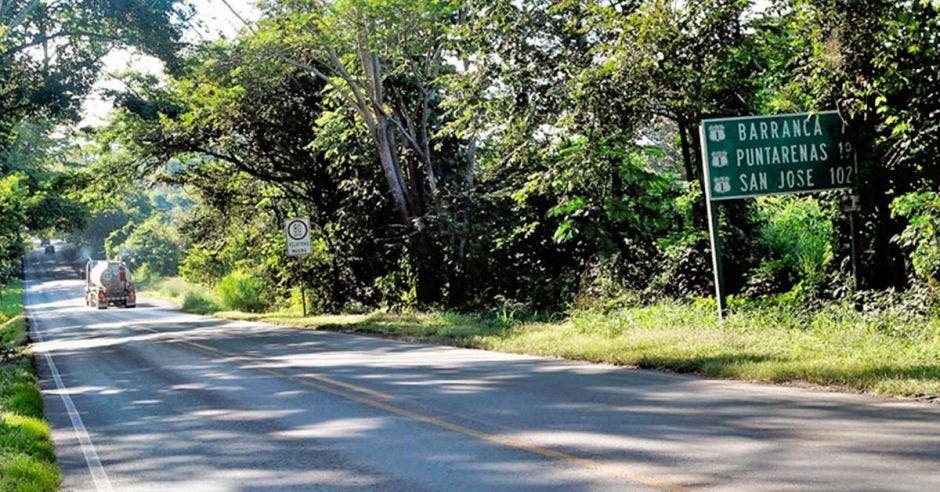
[153,277,189,299]
[132,263,157,288]
[216,270,266,312]
[891,191,940,285]
[651,232,713,299]
[181,289,220,314]
[179,245,230,286]
[753,196,834,293]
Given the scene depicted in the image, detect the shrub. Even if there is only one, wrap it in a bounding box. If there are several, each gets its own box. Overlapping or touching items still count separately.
[754,196,834,292]
[215,270,266,312]
[133,263,157,288]
[179,245,230,286]
[651,231,713,299]
[155,277,189,299]
[181,289,220,314]
[891,191,940,284]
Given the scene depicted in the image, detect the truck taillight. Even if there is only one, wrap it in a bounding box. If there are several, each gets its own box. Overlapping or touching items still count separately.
[128,289,136,298]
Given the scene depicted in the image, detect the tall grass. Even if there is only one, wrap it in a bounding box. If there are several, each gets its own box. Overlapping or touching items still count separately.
[141,276,221,314]
[145,271,940,398]
[302,300,939,398]
[1,280,62,491]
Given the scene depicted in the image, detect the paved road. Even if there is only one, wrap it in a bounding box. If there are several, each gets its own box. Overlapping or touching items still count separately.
[24,251,940,491]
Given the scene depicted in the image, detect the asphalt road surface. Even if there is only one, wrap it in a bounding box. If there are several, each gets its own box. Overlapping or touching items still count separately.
[24,251,940,491]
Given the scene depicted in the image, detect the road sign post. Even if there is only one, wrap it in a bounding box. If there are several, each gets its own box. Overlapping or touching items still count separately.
[285,217,311,316]
[700,111,858,319]
[840,194,862,292]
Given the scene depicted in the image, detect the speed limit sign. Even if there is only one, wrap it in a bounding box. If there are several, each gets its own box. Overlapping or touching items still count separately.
[285,217,311,256]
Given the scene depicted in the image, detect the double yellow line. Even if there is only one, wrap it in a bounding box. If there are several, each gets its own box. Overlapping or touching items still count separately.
[144,326,690,491]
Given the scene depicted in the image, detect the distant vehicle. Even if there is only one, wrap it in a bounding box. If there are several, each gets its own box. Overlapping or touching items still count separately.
[40,238,51,246]
[44,245,55,254]
[85,260,136,309]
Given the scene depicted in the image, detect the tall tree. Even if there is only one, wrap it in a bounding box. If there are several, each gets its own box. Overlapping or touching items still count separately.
[785,0,940,289]
[256,0,471,303]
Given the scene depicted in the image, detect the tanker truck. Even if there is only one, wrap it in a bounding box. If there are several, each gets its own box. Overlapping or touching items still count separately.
[84,260,136,309]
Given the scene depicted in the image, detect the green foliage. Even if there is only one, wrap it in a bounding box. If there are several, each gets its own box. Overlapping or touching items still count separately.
[107,216,183,276]
[783,0,940,289]
[0,452,61,492]
[0,175,28,286]
[40,0,940,319]
[752,196,834,293]
[891,192,940,283]
[179,245,229,286]
[216,270,267,313]
[141,277,221,314]
[181,290,221,315]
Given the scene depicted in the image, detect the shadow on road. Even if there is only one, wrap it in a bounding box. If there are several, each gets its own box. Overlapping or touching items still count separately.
[24,251,940,491]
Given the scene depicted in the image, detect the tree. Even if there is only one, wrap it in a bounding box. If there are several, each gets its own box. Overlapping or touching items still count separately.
[784,0,940,289]
[258,0,471,304]
[0,0,191,283]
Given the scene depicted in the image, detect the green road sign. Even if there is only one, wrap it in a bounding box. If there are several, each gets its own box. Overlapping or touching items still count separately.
[698,110,859,320]
[701,111,857,201]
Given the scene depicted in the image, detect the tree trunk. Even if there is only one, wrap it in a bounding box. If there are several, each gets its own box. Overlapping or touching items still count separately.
[852,112,907,290]
[678,121,696,182]
[373,119,412,224]
[678,122,707,228]
[411,231,444,305]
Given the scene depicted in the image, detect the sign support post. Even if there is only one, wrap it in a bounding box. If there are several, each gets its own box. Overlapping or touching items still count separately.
[706,199,727,319]
[285,217,312,317]
[300,277,307,317]
[842,193,862,293]
[700,125,727,319]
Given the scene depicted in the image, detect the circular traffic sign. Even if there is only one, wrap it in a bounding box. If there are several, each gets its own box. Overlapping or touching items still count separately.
[287,219,309,241]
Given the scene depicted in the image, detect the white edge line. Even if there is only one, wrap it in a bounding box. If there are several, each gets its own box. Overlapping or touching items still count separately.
[24,277,114,492]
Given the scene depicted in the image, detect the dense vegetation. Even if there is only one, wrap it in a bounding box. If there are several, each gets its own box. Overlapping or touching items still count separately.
[0,0,189,299]
[75,0,939,315]
[0,2,938,394]
[0,3,188,487]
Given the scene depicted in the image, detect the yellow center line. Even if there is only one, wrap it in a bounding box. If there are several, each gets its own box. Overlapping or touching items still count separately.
[137,327,393,400]
[149,328,691,492]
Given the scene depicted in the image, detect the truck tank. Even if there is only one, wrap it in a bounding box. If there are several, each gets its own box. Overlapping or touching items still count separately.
[85,260,136,309]
[88,261,131,292]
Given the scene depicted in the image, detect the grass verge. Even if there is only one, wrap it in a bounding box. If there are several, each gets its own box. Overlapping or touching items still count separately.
[1,280,61,491]
[203,299,940,400]
[139,276,221,314]
[146,275,939,399]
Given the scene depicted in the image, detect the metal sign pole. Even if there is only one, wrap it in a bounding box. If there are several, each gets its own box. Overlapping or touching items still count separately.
[285,217,312,316]
[700,123,727,320]
[301,274,308,317]
[706,199,727,319]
